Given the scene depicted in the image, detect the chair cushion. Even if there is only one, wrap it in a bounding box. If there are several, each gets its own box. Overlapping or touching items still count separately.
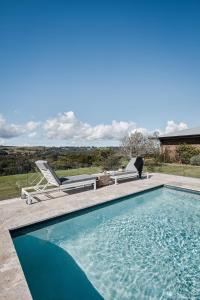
[59,174,97,185]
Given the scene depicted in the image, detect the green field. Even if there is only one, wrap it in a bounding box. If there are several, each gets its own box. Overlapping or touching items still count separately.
[0,166,101,201]
[144,163,200,178]
[1,164,200,201]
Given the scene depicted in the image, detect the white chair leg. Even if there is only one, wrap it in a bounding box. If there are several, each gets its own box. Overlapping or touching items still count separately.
[94,180,96,190]
[21,188,26,199]
[27,195,32,205]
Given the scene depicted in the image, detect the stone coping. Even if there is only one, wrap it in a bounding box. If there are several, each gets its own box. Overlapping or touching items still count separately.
[1,173,200,299]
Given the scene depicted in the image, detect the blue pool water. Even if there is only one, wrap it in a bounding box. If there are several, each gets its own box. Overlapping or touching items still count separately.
[12,186,200,300]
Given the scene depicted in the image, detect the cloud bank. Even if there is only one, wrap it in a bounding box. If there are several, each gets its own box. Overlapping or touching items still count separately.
[164,120,188,134]
[43,112,188,140]
[44,111,139,140]
[0,115,39,139]
[0,111,189,144]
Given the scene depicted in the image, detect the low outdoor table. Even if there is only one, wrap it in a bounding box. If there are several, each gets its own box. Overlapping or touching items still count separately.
[96,172,113,188]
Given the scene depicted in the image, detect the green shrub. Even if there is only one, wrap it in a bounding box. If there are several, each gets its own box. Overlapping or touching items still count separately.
[190,154,200,166]
[144,158,160,166]
[176,144,200,164]
[101,155,121,171]
[179,151,192,164]
[154,153,165,164]
[144,158,161,172]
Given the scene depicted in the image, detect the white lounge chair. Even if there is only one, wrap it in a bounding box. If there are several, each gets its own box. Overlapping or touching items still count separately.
[21,160,97,204]
[110,157,145,185]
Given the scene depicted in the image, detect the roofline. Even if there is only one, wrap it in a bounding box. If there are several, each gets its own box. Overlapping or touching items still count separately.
[159,134,200,140]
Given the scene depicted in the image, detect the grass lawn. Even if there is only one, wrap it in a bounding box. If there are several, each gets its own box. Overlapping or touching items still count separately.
[0,166,101,201]
[145,163,200,178]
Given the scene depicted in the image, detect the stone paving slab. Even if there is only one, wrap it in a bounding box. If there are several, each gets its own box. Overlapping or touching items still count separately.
[1,173,200,299]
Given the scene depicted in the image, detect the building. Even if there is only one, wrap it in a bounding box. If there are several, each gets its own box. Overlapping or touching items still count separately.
[159,127,200,160]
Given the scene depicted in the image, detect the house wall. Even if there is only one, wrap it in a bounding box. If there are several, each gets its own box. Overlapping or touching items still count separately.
[161,144,177,161]
[160,143,200,161]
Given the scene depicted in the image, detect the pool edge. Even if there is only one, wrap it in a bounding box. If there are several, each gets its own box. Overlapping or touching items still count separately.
[10,184,164,237]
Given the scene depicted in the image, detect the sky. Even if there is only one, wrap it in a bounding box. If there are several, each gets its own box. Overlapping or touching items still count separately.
[0,0,200,146]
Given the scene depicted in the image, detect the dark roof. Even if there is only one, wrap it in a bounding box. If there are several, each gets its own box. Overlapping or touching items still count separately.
[159,127,200,139]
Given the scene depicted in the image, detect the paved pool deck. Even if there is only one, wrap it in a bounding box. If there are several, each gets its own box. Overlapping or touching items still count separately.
[1,173,200,300]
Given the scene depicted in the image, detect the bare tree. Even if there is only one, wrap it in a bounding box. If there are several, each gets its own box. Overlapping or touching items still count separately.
[120,131,160,158]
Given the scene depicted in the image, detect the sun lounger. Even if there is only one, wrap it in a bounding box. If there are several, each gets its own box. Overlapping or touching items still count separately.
[110,157,145,185]
[21,160,97,204]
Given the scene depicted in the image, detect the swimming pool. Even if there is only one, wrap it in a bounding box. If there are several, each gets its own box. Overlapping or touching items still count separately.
[11,186,200,300]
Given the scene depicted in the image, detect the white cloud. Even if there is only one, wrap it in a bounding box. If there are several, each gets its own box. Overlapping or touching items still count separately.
[131,127,149,135]
[86,121,138,140]
[44,111,189,142]
[26,121,40,131]
[164,120,188,134]
[44,111,139,141]
[0,115,40,139]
